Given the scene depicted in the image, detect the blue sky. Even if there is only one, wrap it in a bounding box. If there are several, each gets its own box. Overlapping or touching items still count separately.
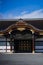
[0,0,43,19]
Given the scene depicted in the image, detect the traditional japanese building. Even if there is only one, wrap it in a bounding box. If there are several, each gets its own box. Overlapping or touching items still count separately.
[0,18,43,53]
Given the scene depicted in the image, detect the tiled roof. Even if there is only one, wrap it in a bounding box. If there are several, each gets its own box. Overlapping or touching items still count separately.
[0,19,43,31]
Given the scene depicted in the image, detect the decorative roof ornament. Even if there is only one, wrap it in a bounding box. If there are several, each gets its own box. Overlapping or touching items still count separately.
[18,18,23,22]
[15,18,28,26]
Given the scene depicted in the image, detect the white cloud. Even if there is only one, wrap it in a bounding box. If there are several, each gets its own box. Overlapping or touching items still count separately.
[6,14,14,19]
[0,13,3,19]
[14,9,43,19]
[21,11,28,15]
[0,9,43,19]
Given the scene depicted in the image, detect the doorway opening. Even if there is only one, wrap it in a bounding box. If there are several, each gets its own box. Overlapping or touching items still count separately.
[14,39,32,53]
[10,28,33,53]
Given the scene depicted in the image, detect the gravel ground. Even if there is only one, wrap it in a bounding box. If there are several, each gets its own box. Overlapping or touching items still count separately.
[0,53,43,65]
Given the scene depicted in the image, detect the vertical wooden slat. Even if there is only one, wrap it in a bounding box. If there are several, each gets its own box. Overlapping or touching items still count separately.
[6,37,7,52]
[32,34,35,53]
[10,38,12,52]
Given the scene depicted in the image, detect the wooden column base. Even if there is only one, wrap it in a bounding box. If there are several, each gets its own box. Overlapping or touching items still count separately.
[31,30,35,53]
[32,50,35,54]
[10,46,12,51]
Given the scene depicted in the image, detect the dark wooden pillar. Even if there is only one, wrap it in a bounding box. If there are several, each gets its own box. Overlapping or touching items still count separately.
[9,32,13,52]
[10,38,12,51]
[32,33,35,53]
[6,37,7,52]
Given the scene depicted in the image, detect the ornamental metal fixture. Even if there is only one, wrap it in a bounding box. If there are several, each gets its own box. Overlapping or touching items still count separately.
[19,18,23,22]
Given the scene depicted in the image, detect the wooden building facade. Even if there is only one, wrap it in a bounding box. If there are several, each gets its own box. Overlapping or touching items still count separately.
[0,19,43,53]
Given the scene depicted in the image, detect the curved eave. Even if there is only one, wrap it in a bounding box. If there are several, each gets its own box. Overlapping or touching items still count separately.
[0,23,43,35]
[0,18,43,35]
